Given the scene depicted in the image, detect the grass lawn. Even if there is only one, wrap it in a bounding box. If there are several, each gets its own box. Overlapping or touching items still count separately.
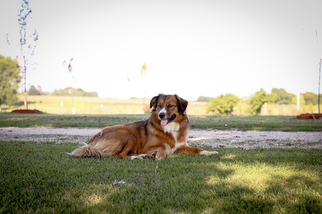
[1,113,322,131]
[0,114,321,213]
[0,142,321,213]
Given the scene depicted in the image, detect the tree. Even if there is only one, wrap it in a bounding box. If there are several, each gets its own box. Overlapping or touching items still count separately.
[17,0,39,109]
[37,85,42,95]
[248,88,275,115]
[28,85,40,95]
[197,96,213,102]
[302,92,318,105]
[51,87,98,97]
[271,88,295,105]
[318,58,321,114]
[207,93,240,115]
[0,55,22,106]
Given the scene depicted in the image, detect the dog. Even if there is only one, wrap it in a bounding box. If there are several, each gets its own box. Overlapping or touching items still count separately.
[68,94,218,160]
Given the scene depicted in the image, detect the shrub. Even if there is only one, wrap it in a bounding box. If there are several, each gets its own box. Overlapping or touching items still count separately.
[196,96,213,102]
[248,88,275,115]
[207,93,240,115]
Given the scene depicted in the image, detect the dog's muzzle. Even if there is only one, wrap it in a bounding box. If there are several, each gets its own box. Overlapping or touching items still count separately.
[158,113,176,126]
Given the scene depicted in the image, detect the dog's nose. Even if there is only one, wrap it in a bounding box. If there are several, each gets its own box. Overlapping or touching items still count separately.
[159,112,165,119]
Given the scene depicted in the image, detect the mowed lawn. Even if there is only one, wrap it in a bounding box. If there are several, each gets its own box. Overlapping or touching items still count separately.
[1,113,322,131]
[0,113,321,213]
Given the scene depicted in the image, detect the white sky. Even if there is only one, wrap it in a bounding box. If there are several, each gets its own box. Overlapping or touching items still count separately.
[1,0,321,100]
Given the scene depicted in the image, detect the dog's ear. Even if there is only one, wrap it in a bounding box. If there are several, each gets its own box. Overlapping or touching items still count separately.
[150,94,161,111]
[175,94,188,114]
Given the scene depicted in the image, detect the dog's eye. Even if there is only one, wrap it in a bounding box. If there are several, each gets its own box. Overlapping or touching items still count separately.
[157,105,162,108]
[168,104,174,108]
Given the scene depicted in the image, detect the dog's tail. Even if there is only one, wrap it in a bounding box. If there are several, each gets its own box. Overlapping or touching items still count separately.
[67,145,104,158]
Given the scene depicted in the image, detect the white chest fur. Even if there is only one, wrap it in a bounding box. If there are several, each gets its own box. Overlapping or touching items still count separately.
[162,122,186,155]
[162,122,180,134]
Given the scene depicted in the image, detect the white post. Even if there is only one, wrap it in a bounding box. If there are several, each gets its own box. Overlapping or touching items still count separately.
[297,93,300,111]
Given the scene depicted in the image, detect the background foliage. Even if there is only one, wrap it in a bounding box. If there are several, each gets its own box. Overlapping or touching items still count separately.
[196,96,213,102]
[0,55,21,106]
[206,93,240,115]
[51,87,98,97]
[198,89,318,106]
[0,60,320,116]
[271,88,295,105]
[302,92,319,105]
[247,89,275,115]
[27,85,41,95]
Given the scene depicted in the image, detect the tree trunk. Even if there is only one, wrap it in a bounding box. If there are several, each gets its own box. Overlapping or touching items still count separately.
[318,59,321,114]
[24,91,28,110]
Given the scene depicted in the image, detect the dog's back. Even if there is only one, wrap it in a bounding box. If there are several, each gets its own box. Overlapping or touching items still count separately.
[68,121,149,158]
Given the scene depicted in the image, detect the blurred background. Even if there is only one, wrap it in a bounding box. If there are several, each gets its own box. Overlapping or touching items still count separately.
[0,0,321,115]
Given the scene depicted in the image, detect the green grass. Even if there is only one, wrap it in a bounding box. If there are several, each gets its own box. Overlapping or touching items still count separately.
[0,142,321,213]
[0,113,150,128]
[0,114,321,212]
[189,115,322,132]
[1,113,321,131]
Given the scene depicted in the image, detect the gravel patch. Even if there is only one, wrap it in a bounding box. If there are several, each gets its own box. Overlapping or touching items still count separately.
[0,127,321,149]
[0,127,100,145]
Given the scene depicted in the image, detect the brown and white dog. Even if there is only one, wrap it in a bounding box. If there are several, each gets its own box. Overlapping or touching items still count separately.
[68,94,218,160]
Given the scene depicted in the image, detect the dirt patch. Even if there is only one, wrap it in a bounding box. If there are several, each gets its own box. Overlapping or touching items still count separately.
[12,109,43,114]
[296,113,322,119]
[0,127,321,149]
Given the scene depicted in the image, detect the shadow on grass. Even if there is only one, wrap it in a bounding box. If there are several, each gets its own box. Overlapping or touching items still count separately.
[0,142,321,213]
[264,174,322,214]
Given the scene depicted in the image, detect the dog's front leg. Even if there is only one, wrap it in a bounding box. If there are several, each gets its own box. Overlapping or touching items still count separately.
[153,147,166,160]
[139,145,167,160]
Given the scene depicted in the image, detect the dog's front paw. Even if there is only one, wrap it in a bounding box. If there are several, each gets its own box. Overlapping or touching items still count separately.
[140,154,155,159]
[199,151,218,156]
[131,154,155,160]
[130,155,143,160]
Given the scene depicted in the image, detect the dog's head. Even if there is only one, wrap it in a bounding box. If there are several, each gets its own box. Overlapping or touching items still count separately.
[150,94,188,127]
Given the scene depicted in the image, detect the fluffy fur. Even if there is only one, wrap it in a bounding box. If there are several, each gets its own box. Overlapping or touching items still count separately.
[68,94,218,160]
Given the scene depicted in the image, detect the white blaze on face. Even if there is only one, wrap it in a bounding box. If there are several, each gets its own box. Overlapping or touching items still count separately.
[159,107,166,117]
